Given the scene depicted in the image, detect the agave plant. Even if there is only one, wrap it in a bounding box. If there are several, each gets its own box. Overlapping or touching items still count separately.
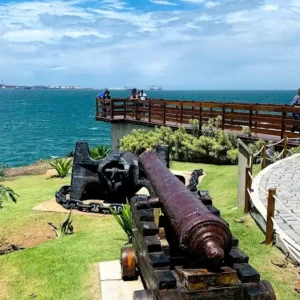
[90,145,111,160]
[0,185,18,210]
[49,158,72,178]
[110,200,133,243]
[48,210,74,238]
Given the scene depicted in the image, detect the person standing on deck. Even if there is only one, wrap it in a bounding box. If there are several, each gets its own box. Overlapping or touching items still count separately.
[291,88,300,132]
[139,90,147,101]
[98,90,106,98]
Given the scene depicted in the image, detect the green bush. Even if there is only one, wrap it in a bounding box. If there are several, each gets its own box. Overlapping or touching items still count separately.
[288,146,300,156]
[49,158,72,178]
[90,145,111,160]
[120,117,238,164]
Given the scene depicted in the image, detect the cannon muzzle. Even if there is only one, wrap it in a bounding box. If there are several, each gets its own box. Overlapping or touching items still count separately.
[139,151,232,263]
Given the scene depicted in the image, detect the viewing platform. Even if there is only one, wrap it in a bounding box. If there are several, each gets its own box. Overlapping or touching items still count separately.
[95,98,300,148]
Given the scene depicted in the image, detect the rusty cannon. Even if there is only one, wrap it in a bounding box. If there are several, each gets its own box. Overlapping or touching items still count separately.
[121,150,276,300]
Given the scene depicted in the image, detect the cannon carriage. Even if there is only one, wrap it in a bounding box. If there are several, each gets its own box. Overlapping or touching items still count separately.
[121,150,276,300]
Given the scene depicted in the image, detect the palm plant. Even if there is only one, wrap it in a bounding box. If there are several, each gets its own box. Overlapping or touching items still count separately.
[90,145,111,160]
[0,185,18,210]
[49,158,72,178]
[110,200,133,243]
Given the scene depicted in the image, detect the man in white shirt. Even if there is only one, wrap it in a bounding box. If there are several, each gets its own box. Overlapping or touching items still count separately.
[291,89,300,132]
[139,90,147,100]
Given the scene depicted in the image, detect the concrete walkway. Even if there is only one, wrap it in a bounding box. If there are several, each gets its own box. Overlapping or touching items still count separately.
[251,154,300,262]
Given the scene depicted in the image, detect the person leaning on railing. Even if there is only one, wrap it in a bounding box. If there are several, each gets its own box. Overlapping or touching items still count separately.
[291,88,300,132]
[97,89,111,117]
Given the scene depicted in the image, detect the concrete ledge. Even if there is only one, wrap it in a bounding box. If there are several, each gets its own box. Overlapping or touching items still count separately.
[99,260,144,300]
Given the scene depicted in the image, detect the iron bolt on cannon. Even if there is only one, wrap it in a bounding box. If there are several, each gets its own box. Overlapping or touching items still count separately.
[121,150,276,300]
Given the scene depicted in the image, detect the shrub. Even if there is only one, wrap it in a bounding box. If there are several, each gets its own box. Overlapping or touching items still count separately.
[288,146,300,156]
[49,158,72,178]
[90,145,111,160]
[120,117,239,164]
[48,210,74,238]
[189,119,200,137]
[66,151,74,157]
[110,200,132,243]
[242,126,251,137]
[201,115,222,138]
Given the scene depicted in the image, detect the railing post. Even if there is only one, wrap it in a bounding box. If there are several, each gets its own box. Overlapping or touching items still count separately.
[180,101,183,124]
[281,106,286,139]
[124,99,126,119]
[163,101,166,125]
[283,136,288,158]
[261,143,267,170]
[95,97,98,118]
[249,104,253,129]
[265,188,276,245]
[199,103,202,133]
[148,100,151,123]
[192,101,195,120]
[221,103,225,130]
[244,166,252,213]
[110,100,114,119]
[134,100,137,120]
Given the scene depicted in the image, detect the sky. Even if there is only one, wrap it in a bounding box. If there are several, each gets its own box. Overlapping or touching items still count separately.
[0,0,299,89]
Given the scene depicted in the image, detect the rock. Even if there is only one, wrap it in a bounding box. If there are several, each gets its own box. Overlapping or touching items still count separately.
[45,169,58,178]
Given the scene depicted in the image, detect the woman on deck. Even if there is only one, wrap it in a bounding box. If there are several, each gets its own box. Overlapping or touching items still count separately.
[291,88,300,132]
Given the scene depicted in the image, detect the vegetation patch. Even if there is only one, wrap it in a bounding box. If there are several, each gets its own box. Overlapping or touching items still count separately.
[120,117,239,164]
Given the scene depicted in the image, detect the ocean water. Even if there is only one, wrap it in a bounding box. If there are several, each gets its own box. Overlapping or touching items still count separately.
[0,89,296,167]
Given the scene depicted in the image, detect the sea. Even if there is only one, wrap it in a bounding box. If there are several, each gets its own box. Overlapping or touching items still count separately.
[0,89,296,167]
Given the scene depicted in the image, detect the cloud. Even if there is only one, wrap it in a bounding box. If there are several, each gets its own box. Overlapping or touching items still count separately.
[180,0,205,3]
[149,0,178,6]
[205,1,219,8]
[0,0,300,89]
[262,4,279,12]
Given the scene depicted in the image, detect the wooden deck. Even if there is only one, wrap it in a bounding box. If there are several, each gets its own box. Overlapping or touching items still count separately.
[95,98,300,145]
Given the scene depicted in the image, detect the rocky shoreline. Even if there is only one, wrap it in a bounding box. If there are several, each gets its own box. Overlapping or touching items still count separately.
[5,160,54,177]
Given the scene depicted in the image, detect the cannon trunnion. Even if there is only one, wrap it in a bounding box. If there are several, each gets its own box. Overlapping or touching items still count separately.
[121,151,276,300]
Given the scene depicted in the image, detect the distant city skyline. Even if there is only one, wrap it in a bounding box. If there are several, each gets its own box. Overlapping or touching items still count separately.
[0,0,300,90]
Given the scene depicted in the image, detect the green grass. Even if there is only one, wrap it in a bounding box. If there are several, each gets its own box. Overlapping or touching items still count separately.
[0,176,125,300]
[0,164,299,300]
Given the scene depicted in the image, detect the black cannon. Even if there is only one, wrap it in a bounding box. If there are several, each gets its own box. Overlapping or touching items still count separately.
[121,150,276,300]
[55,142,171,213]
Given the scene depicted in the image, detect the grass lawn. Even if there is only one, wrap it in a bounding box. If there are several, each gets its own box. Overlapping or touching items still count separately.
[0,163,299,300]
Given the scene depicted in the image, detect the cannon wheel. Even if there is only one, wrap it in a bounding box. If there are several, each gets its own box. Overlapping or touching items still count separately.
[259,280,277,300]
[121,247,137,280]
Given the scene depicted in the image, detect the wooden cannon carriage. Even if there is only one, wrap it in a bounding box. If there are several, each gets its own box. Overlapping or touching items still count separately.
[120,151,276,300]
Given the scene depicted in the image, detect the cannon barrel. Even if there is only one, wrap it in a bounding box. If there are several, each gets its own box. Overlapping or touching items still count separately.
[139,151,232,263]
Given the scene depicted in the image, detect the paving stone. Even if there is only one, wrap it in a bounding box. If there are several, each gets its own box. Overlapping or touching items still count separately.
[278,223,290,230]
[99,260,143,300]
[257,156,300,254]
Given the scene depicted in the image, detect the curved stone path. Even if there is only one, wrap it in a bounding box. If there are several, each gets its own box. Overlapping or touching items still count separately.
[252,154,300,261]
